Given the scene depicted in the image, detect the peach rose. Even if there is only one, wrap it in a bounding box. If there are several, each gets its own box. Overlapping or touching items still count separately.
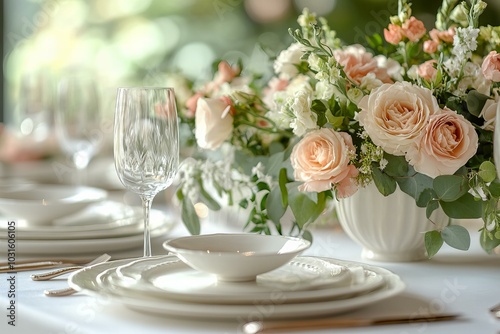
[417,60,438,81]
[423,40,439,54]
[357,82,440,156]
[334,45,393,85]
[402,17,426,42]
[406,108,478,178]
[384,23,404,45]
[194,97,233,150]
[291,128,358,198]
[481,51,500,82]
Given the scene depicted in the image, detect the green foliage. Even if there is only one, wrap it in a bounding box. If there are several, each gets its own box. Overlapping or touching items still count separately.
[441,225,470,250]
[425,230,444,258]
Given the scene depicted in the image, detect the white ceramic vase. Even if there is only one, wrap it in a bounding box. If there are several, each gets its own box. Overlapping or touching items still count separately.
[336,182,449,262]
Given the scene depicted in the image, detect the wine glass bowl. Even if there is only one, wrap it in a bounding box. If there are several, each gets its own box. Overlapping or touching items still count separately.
[55,74,102,183]
[114,87,179,257]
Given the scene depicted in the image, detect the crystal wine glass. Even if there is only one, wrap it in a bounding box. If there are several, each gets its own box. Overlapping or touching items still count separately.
[55,74,102,184]
[114,87,179,257]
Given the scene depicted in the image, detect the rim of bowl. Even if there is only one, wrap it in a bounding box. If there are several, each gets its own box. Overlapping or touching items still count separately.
[162,233,311,256]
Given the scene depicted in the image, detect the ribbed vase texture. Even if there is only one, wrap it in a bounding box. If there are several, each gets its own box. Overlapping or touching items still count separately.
[336,182,448,262]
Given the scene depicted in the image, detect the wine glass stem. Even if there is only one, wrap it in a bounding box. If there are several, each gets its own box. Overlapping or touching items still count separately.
[141,196,154,257]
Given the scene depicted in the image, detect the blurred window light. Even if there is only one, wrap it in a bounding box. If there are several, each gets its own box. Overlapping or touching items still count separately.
[114,18,167,63]
[245,0,291,23]
[51,0,88,30]
[172,43,216,80]
[94,0,152,20]
[154,17,181,53]
[293,0,337,16]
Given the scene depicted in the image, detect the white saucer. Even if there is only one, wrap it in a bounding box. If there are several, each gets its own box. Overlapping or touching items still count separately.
[105,256,382,304]
[69,256,404,320]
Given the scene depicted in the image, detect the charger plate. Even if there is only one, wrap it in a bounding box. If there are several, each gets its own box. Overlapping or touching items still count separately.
[69,256,404,320]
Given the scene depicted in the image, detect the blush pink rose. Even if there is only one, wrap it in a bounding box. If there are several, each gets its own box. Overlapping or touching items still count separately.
[194,97,233,150]
[384,23,404,45]
[291,128,358,198]
[417,60,438,81]
[357,82,440,156]
[406,108,478,178]
[334,45,393,85]
[481,51,500,82]
[402,17,426,42]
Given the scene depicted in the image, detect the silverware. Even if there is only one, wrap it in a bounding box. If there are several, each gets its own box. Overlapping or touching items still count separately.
[0,256,108,273]
[31,254,111,281]
[242,313,461,333]
[44,287,78,297]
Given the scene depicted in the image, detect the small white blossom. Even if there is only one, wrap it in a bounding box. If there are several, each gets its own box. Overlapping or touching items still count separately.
[274,43,307,79]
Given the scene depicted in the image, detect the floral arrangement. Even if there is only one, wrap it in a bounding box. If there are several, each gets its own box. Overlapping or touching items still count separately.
[175,0,500,257]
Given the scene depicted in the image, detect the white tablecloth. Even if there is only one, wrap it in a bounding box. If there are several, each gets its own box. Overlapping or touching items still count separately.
[1,219,499,334]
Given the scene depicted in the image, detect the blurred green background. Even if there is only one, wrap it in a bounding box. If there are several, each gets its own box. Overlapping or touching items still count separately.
[2,0,500,127]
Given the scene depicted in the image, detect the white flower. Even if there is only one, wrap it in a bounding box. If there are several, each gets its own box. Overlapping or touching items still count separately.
[288,90,318,136]
[453,27,479,59]
[274,43,307,79]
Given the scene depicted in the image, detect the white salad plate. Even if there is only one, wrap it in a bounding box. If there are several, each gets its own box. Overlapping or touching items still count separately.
[69,256,404,320]
[104,255,383,304]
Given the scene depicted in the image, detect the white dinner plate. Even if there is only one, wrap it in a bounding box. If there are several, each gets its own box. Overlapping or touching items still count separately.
[104,256,383,304]
[69,256,405,320]
[0,214,176,255]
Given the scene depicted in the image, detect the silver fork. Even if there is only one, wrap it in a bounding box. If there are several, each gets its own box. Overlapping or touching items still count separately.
[31,254,111,281]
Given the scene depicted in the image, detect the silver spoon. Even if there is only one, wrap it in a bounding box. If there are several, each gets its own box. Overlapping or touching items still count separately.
[31,254,111,281]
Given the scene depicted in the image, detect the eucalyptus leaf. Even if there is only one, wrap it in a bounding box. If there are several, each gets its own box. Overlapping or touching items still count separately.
[278,168,289,207]
[181,198,200,235]
[466,90,491,117]
[425,230,443,258]
[433,175,468,202]
[382,154,408,177]
[439,193,482,218]
[426,200,439,219]
[372,166,396,196]
[266,152,286,177]
[266,186,287,225]
[478,161,497,183]
[396,167,433,202]
[288,191,316,228]
[198,183,222,211]
[301,229,313,243]
[488,180,500,197]
[480,229,500,253]
[441,225,470,250]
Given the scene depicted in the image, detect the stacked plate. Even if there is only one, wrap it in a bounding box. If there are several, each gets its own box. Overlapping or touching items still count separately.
[69,255,405,320]
[0,184,175,256]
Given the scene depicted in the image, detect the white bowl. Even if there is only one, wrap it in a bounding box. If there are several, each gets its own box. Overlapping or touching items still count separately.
[0,184,108,226]
[162,233,311,282]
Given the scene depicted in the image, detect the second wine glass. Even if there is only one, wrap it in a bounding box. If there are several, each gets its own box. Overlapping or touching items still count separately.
[55,74,102,184]
[114,87,179,257]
